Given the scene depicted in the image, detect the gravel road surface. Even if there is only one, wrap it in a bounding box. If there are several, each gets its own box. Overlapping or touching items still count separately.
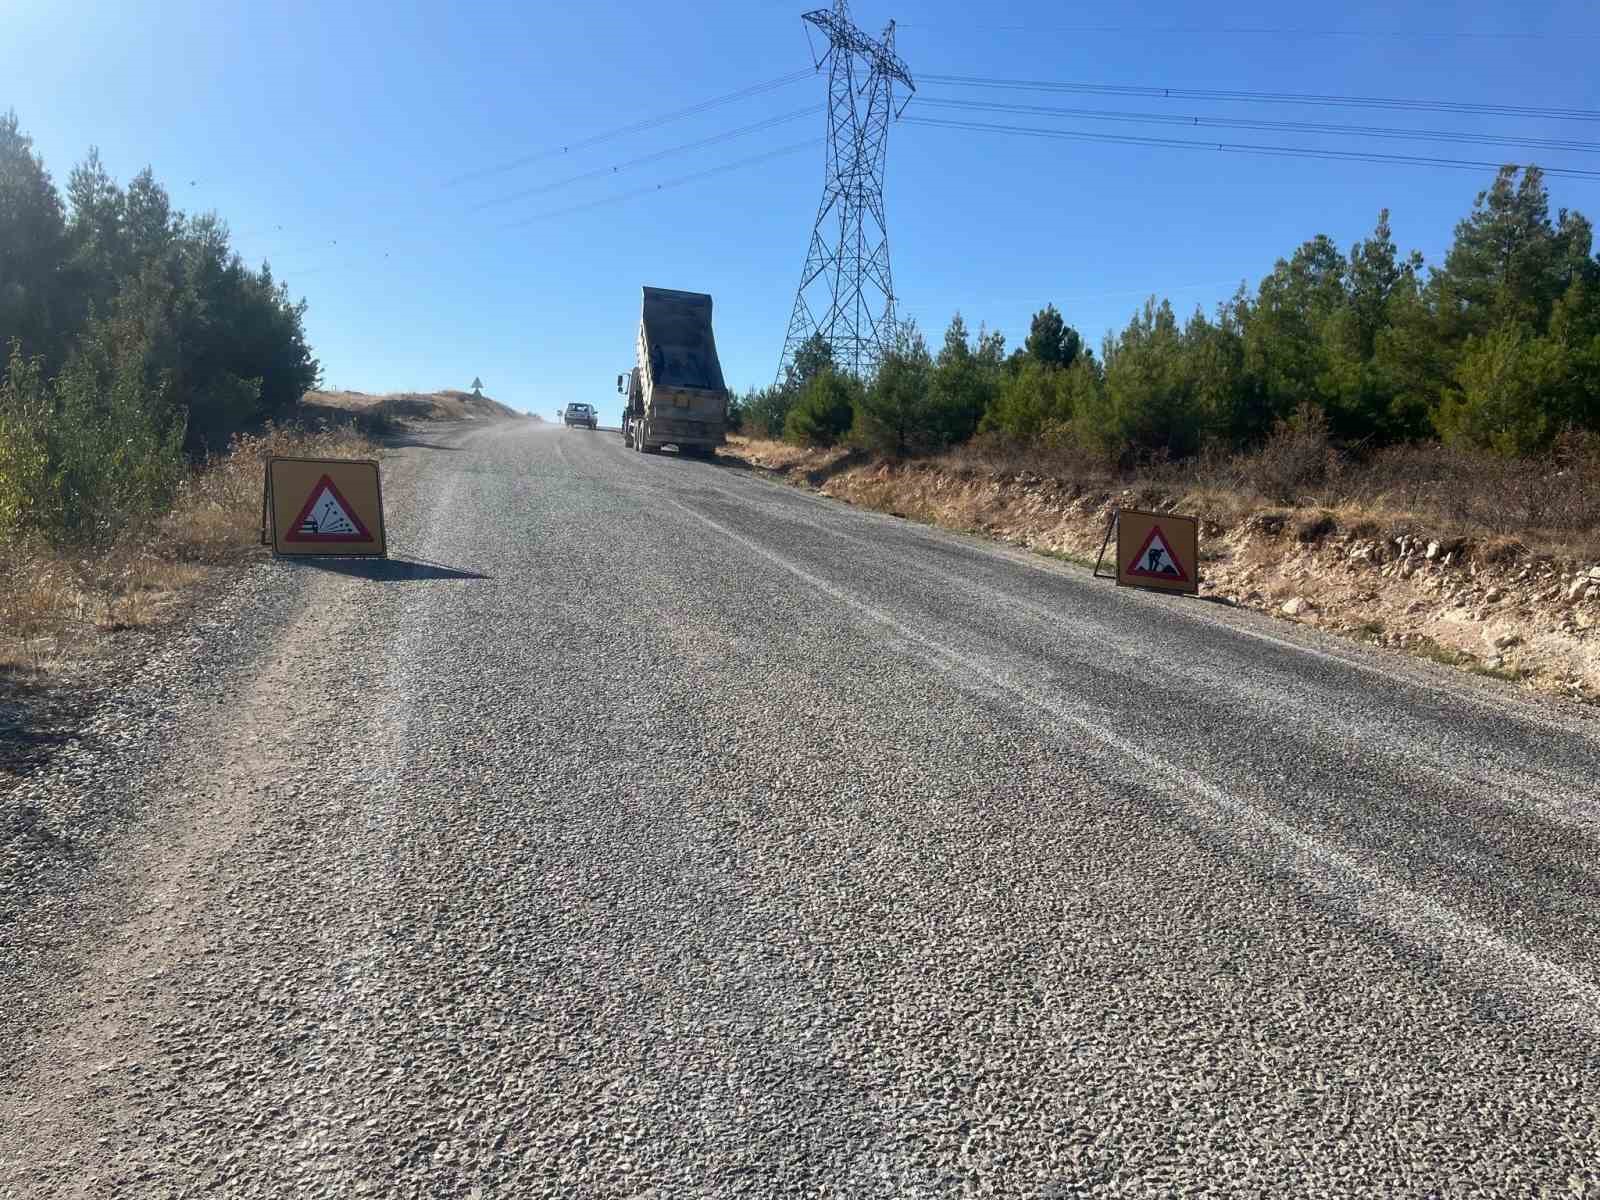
[3,419,1599,1198]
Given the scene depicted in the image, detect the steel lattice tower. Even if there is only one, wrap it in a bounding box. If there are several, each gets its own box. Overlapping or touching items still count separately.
[776,2,914,384]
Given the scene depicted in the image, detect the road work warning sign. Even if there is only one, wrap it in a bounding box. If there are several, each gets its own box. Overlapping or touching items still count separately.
[262,456,386,557]
[1095,507,1199,595]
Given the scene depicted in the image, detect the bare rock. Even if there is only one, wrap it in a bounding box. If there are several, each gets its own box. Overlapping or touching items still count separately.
[1281,597,1313,617]
[1492,632,1522,651]
[1425,541,1441,561]
[1484,587,1505,603]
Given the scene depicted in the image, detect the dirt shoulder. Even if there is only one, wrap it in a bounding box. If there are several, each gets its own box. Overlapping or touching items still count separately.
[720,435,1600,709]
[0,415,512,787]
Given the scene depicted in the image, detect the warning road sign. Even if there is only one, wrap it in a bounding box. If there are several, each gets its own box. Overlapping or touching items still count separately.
[1104,507,1199,595]
[1125,525,1190,583]
[287,475,373,542]
[263,457,386,557]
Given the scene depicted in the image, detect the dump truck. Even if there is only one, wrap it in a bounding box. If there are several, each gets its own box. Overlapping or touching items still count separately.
[617,287,729,456]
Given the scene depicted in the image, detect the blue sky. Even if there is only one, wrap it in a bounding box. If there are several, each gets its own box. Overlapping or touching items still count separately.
[5,0,1598,423]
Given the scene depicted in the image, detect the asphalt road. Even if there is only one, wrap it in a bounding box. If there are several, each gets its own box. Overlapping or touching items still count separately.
[4,420,1599,1198]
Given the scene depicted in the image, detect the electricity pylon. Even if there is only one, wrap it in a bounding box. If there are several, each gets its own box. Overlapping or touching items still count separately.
[776,1,914,385]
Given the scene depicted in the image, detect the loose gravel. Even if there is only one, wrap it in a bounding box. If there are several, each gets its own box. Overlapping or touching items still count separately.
[3,421,1598,1198]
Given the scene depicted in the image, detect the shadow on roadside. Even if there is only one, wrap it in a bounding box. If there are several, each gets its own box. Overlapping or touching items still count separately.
[707,445,869,486]
[0,666,80,775]
[700,450,779,478]
[801,447,870,488]
[283,556,489,582]
[384,437,466,452]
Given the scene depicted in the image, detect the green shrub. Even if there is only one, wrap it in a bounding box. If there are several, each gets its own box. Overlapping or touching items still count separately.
[51,338,186,544]
[740,385,795,439]
[784,370,858,446]
[981,359,1080,441]
[0,344,57,540]
[1434,323,1571,457]
[854,326,937,456]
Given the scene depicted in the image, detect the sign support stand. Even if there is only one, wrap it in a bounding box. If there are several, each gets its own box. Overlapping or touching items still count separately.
[260,462,272,548]
[1092,508,1119,580]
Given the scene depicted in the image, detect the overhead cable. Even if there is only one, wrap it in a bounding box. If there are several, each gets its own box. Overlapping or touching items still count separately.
[445,69,816,186]
[900,115,1600,179]
[919,74,1600,122]
[500,139,823,227]
[911,96,1600,155]
[897,24,1598,41]
[469,106,821,212]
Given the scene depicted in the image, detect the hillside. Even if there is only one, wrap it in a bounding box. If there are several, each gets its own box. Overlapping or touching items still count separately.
[300,388,533,426]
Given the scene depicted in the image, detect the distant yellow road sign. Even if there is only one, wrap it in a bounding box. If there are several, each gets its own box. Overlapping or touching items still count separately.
[1094,507,1199,595]
[262,456,386,557]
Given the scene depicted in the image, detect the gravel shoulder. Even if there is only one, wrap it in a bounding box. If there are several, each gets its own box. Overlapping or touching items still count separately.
[3,421,1598,1198]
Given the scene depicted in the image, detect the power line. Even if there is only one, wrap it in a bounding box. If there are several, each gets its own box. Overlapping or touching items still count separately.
[236,136,823,265]
[499,139,822,228]
[443,69,816,187]
[898,24,1599,42]
[911,96,1600,156]
[468,106,821,213]
[900,115,1600,180]
[919,74,1600,122]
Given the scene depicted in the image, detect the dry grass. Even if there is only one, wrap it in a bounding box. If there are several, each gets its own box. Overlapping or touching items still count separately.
[905,427,1600,563]
[303,388,527,426]
[157,423,376,563]
[738,424,1600,565]
[724,433,834,472]
[1,422,377,671]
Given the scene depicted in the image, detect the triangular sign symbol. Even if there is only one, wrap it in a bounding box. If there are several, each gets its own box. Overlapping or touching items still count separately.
[1125,525,1190,581]
[284,474,375,542]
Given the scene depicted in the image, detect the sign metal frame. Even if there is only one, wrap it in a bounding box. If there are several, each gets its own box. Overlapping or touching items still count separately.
[1093,506,1201,596]
[261,455,387,558]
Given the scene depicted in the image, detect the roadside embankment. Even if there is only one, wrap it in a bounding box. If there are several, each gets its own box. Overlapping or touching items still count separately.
[722,435,1600,706]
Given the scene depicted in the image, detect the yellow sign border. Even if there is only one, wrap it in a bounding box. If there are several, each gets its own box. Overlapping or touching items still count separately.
[261,455,387,558]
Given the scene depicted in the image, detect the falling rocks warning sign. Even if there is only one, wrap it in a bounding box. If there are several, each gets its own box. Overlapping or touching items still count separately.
[1114,508,1198,595]
[287,475,372,542]
[263,457,386,557]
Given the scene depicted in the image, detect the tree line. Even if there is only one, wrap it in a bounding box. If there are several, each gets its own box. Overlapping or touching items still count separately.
[740,165,1600,466]
[0,111,318,545]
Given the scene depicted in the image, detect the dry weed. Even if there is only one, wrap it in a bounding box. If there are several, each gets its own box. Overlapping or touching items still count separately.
[2,422,379,670]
